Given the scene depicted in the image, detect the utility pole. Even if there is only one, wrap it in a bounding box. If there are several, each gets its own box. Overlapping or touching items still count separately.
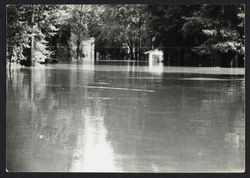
[30,5,35,66]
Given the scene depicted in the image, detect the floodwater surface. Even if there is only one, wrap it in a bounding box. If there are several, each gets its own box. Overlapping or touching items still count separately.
[6,63,245,172]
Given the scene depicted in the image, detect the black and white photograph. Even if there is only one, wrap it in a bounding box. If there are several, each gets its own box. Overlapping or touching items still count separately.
[6,4,245,172]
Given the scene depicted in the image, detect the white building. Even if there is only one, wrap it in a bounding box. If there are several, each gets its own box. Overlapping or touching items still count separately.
[144,49,164,67]
[144,49,164,73]
[80,37,95,63]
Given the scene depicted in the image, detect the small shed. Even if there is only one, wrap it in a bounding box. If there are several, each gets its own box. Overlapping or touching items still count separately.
[144,49,164,66]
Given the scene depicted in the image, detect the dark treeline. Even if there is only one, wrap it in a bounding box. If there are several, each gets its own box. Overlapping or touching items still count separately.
[7,4,245,67]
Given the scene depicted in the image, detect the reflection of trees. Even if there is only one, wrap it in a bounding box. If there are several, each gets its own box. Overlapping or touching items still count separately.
[7,66,245,172]
[7,68,71,171]
[102,73,245,172]
[6,66,97,171]
[70,91,118,172]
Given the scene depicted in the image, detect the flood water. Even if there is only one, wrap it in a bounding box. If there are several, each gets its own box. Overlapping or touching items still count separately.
[6,62,245,172]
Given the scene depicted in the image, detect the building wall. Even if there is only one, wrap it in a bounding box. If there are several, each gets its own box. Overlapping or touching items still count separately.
[145,49,163,67]
[80,37,95,62]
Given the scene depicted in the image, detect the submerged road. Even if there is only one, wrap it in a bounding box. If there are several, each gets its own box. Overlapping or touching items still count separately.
[6,63,245,172]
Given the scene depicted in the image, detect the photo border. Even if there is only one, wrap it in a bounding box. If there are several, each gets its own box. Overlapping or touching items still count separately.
[0,0,249,178]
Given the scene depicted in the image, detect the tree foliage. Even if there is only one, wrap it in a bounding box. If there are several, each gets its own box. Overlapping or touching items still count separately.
[146,5,245,66]
[87,5,151,60]
[182,5,245,55]
[7,4,245,67]
[7,5,66,64]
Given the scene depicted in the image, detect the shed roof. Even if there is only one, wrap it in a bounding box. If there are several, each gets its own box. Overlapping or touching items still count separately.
[144,49,163,54]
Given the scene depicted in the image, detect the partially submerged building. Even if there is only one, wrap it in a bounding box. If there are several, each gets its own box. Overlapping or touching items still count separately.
[144,49,164,73]
[144,49,164,67]
[80,37,95,62]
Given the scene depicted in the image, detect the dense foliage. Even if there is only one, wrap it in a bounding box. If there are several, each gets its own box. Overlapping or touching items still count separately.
[7,5,67,65]
[182,5,245,56]
[146,5,244,66]
[87,5,152,60]
[7,4,245,67]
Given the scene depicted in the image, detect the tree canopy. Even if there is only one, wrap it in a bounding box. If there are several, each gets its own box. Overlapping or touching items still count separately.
[7,4,245,67]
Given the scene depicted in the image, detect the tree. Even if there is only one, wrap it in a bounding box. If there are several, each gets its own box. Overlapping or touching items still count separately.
[146,5,244,67]
[68,5,87,60]
[87,5,151,61]
[146,5,199,65]
[7,5,65,66]
[7,5,31,66]
[182,5,245,66]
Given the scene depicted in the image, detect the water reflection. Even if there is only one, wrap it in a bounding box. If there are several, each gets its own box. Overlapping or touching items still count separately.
[6,64,245,172]
[70,92,118,172]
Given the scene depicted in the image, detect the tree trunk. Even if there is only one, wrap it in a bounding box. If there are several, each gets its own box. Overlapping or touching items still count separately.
[135,42,138,61]
[77,5,83,61]
[76,40,80,60]
[138,26,141,61]
[8,46,13,69]
[234,54,239,67]
[163,48,169,66]
[128,45,134,60]
[30,35,34,66]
